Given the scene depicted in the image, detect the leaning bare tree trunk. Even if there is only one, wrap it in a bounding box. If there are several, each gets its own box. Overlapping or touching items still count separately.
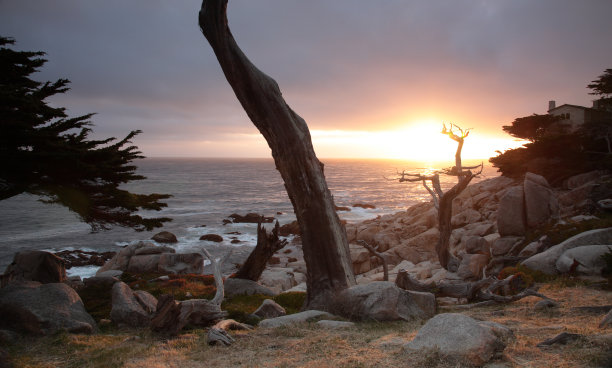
[235,221,287,281]
[199,0,355,309]
[437,174,474,269]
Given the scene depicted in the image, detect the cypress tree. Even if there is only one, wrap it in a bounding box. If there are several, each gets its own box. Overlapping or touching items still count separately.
[0,37,170,231]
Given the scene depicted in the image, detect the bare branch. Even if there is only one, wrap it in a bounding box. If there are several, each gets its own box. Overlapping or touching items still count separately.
[357,240,388,281]
[201,247,226,306]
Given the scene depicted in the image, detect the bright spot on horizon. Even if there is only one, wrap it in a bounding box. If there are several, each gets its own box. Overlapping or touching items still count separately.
[309,121,526,161]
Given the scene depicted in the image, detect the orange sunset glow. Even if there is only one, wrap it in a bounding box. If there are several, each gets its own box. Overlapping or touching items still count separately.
[2,1,609,161]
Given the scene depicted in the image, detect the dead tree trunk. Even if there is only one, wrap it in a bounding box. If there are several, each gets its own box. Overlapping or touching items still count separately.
[437,173,474,269]
[399,124,482,270]
[199,0,355,309]
[235,221,288,281]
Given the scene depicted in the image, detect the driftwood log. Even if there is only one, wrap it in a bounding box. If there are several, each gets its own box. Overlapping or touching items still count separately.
[235,221,287,281]
[151,249,229,335]
[395,269,552,305]
[207,319,252,346]
[199,0,355,309]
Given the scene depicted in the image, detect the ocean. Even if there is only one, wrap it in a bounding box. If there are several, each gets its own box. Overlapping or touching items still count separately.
[0,158,498,276]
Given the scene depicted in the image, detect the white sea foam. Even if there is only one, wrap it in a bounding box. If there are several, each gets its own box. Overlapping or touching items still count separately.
[66,265,99,279]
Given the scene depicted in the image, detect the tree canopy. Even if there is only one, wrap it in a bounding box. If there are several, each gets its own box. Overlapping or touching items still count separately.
[491,68,612,185]
[588,68,612,96]
[501,114,558,142]
[0,37,171,231]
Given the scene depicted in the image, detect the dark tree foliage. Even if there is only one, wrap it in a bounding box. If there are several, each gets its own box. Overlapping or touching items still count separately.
[491,68,612,186]
[588,68,612,110]
[0,37,171,231]
[501,114,558,141]
[588,68,612,96]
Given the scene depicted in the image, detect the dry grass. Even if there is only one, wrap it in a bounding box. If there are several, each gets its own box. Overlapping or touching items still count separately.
[5,284,611,368]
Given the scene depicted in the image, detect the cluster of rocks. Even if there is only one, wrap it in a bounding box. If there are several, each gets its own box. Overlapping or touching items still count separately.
[96,241,204,276]
[0,251,96,335]
[332,170,612,286]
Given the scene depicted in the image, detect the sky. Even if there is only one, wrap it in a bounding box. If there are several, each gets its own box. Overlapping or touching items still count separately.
[1,0,612,161]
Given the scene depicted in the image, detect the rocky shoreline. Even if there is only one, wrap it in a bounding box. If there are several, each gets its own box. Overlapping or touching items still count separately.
[43,169,612,295]
[1,170,611,367]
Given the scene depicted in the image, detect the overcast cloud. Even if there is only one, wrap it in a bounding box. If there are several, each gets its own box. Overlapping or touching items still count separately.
[1,0,611,157]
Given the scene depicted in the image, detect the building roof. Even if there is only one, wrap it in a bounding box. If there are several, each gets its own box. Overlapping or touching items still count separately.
[548,103,593,113]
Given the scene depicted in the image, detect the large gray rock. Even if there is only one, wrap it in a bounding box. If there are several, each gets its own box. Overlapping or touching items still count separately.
[457,254,489,281]
[98,241,203,275]
[223,278,277,297]
[331,281,435,321]
[563,170,608,189]
[134,290,158,314]
[522,227,612,275]
[497,186,526,236]
[252,299,286,319]
[158,253,204,274]
[3,251,66,285]
[97,242,154,274]
[491,237,523,257]
[110,281,150,327]
[524,173,559,228]
[126,254,161,274]
[464,236,490,255]
[404,313,510,366]
[259,268,296,294]
[0,281,96,335]
[258,310,333,328]
[451,209,482,228]
[151,231,178,244]
[556,245,612,275]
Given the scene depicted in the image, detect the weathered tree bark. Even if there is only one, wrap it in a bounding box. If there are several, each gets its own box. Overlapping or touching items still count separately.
[199,0,355,309]
[235,221,288,281]
[395,269,551,304]
[436,173,475,269]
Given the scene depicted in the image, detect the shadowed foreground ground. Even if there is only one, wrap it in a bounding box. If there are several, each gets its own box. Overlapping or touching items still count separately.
[6,283,612,368]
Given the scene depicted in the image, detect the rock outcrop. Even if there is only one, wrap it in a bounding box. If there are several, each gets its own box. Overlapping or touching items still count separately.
[331,281,435,321]
[2,251,66,285]
[97,242,203,275]
[252,299,286,319]
[521,227,612,274]
[556,245,612,275]
[151,231,178,244]
[404,313,512,366]
[0,281,96,335]
[110,281,153,327]
[258,310,334,328]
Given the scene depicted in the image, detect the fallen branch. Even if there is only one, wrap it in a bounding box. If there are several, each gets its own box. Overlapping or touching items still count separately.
[206,319,252,346]
[395,269,553,305]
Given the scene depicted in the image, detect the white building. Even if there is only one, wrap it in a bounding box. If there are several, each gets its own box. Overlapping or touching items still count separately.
[547,100,612,133]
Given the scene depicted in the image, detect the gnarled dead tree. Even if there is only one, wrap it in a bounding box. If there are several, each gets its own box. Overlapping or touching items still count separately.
[199,0,355,309]
[398,123,483,270]
[235,221,288,281]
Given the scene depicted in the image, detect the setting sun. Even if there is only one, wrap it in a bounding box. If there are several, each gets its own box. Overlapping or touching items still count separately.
[308,121,525,161]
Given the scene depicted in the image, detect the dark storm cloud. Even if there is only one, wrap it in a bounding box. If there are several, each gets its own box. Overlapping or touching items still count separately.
[1,0,612,156]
